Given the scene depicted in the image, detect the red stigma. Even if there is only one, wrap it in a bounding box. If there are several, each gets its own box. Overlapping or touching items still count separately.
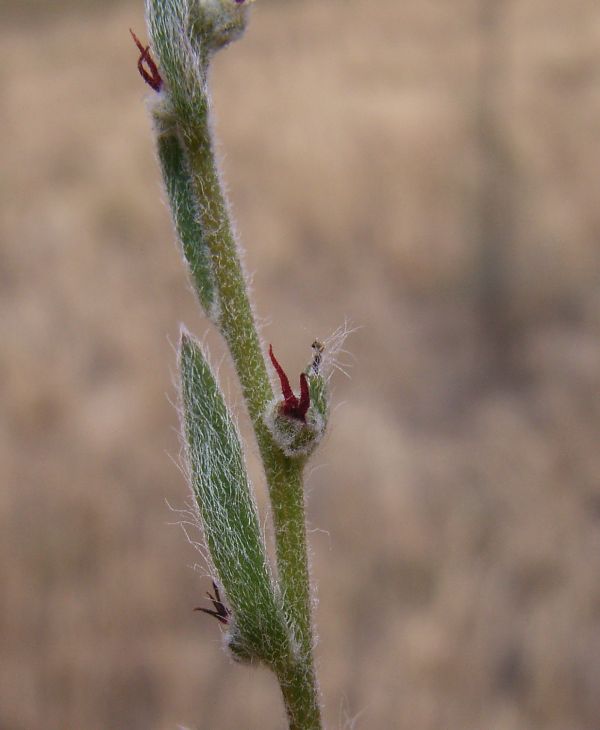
[130,29,162,92]
[269,345,311,422]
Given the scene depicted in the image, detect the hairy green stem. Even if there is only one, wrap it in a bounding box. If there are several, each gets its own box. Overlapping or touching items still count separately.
[144,2,324,723]
[277,659,323,730]
[182,106,273,423]
[180,95,322,729]
[271,465,321,729]
[269,464,313,655]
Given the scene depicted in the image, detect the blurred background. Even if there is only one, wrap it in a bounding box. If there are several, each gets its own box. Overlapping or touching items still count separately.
[2,0,600,728]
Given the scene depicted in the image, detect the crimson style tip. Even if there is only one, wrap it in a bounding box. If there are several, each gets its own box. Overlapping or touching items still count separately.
[130,28,162,93]
[269,345,310,422]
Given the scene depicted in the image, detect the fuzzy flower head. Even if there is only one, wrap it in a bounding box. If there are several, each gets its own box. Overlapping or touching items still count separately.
[189,0,256,53]
[143,0,257,127]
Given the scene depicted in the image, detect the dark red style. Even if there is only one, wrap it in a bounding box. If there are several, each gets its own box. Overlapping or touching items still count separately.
[130,29,163,92]
[269,345,310,422]
[194,581,231,626]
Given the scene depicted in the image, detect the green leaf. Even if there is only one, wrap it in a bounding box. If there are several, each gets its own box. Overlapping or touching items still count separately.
[179,332,289,664]
[157,132,217,320]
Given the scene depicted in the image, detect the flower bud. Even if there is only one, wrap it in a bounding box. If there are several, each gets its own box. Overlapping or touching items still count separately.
[264,400,326,459]
[188,0,255,54]
[265,344,330,459]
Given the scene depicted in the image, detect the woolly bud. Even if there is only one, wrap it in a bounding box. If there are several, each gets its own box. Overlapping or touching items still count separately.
[264,403,326,459]
[145,0,255,130]
[189,0,256,54]
[265,344,329,459]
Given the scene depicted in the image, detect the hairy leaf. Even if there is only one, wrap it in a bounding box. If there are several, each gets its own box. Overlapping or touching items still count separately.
[179,333,289,664]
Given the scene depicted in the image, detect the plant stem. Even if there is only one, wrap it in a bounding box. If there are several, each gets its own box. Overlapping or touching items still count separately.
[271,464,322,729]
[182,103,273,424]
[268,464,313,654]
[180,98,322,730]
[277,658,323,730]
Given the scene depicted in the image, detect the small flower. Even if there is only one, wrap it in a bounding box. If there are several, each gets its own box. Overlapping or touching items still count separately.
[130,29,162,92]
[269,345,310,422]
[194,581,231,625]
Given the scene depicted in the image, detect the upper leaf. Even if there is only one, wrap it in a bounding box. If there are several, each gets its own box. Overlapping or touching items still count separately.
[179,332,289,665]
[157,132,218,321]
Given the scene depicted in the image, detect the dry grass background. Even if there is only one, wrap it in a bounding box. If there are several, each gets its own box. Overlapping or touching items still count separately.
[2,1,600,728]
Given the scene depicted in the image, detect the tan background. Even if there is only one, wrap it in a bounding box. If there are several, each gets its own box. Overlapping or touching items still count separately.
[2,1,600,728]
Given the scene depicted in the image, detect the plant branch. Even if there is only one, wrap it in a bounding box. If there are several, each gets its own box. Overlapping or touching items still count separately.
[142,2,325,726]
[181,97,322,729]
